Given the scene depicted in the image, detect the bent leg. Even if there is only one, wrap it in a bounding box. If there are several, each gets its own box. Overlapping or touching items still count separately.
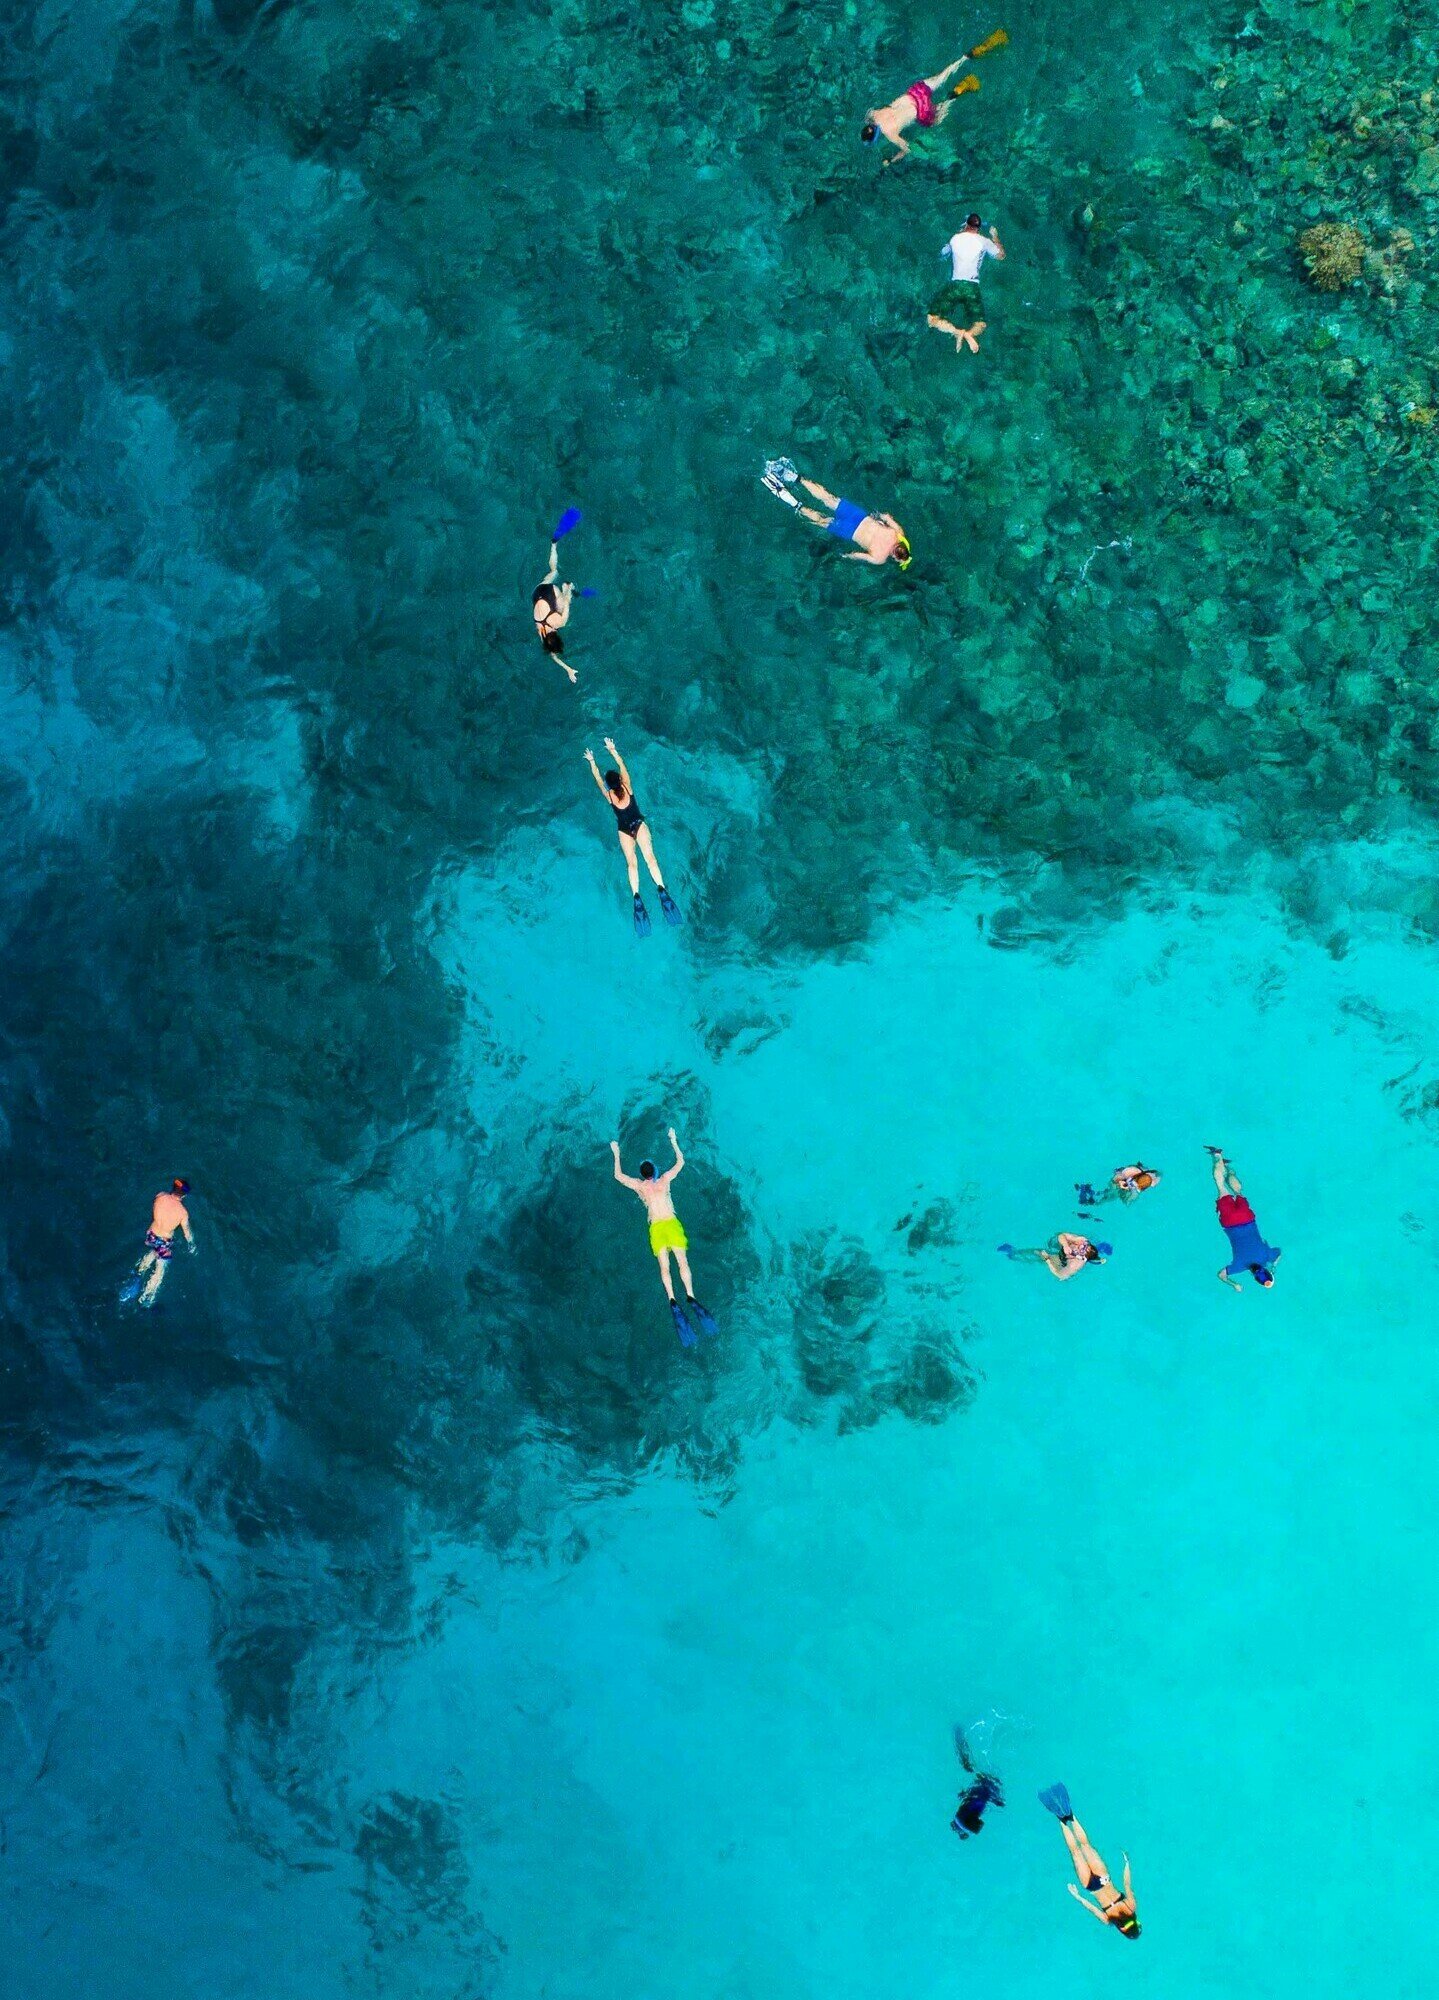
[618,831,641,893]
[636,823,665,888]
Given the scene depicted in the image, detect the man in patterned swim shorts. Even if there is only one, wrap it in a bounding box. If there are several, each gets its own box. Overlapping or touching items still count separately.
[861,54,980,166]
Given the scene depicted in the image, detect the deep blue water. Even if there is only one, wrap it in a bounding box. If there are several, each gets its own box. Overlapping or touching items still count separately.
[5,0,1439,1994]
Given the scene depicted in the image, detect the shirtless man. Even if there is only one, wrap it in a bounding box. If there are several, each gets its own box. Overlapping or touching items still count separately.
[611,1129,719,1346]
[999,1232,1110,1279]
[861,56,978,166]
[125,1178,195,1306]
[795,478,911,568]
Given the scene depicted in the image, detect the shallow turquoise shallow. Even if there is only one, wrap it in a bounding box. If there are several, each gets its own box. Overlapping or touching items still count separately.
[3,0,1439,1994]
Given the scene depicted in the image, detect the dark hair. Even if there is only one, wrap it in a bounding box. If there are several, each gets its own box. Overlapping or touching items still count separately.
[1250,1264,1273,1286]
[541,630,566,655]
[172,1178,191,1195]
[860,122,877,144]
[603,769,623,794]
[639,1160,656,1179]
[1119,1920,1141,1939]
[966,212,983,229]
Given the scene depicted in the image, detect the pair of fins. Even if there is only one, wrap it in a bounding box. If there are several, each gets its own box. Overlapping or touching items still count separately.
[634,888,682,937]
[762,457,801,509]
[1038,1782,1073,1821]
[671,1296,719,1347]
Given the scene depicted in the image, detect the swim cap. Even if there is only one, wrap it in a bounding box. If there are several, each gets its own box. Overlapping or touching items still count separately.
[172,1178,191,1195]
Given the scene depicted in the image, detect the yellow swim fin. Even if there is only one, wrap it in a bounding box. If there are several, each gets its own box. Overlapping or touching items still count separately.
[952,74,982,96]
[967,28,1009,58]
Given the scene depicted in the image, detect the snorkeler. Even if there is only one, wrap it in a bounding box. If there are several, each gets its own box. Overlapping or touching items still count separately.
[928,214,1005,355]
[585,740,681,937]
[611,1130,718,1347]
[1039,1786,1140,1939]
[533,518,582,681]
[121,1179,195,1307]
[997,1233,1110,1279]
[761,461,910,568]
[1076,1163,1161,1207]
[860,31,1009,166]
[1209,1147,1281,1291]
[952,1773,1004,1840]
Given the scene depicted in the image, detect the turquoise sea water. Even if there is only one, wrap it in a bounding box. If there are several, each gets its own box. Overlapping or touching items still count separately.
[5,0,1439,1994]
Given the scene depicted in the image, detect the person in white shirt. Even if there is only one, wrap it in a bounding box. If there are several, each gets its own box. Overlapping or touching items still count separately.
[928,213,1005,354]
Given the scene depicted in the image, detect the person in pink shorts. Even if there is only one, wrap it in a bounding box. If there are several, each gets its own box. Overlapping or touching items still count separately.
[861,55,980,166]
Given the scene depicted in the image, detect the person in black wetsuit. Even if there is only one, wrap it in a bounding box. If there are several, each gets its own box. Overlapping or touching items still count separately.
[952,1772,1004,1839]
[584,738,682,937]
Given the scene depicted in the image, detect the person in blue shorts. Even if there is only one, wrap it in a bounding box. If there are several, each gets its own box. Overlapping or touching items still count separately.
[1208,1147,1281,1290]
[796,478,909,566]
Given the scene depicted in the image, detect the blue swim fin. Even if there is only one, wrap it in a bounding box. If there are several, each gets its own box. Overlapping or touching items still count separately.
[118,1273,142,1305]
[658,886,683,927]
[1075,1183,1098,1207]
[997,1243,1016,1259]
[1038,1783,1073,1821]
[687,1296,718,1338]
[633,893,652,938]
[578,586,598,597]
[552,507,582,540]
[670,1298,697,1348]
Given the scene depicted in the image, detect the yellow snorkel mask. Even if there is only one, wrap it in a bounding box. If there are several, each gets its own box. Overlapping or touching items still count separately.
[894,538,913,570]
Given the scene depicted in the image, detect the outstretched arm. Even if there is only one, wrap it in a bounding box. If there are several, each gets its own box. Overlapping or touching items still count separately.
[611,1141,642,1191]
[1122,1856,1133,1901]
[844,548,889,564]
[882,138,910,167]
[1068,1886,1108,1923]
[1217,1266,1241,1291]
[666,1126,685,1178]
[989,228,1006,260]
[604,737,632,793]
[584,749,611,796]
[543,541,559,586]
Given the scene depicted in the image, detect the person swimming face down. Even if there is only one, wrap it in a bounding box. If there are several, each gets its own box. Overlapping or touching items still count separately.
[1249,1262,1274,1287]
[604,768,626,799]
[639,1161,656,1180]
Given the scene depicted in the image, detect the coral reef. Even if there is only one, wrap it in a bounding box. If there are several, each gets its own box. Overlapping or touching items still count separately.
[1298,221,1366,289]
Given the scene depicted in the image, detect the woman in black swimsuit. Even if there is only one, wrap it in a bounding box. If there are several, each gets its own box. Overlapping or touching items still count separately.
[584,738,682,937]
[533,541,577,682]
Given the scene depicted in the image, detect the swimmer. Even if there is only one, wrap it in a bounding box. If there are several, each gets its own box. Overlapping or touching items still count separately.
[862,57,980,167]
[1039,1785,1140,1939]
[584,739,682,936]
[928,214,1005,355]
[1208,1147,1281,1290]
[952,1772,1004,1840]
[998,1232,1110,1279]
[1077,1163,1162,1206]
[123,1178,195,1307]
[611,1130,718,1346]
[789,474,910,567]
[533,541,578,682]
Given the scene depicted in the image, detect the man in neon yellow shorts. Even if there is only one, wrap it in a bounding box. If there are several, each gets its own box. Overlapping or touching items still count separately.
[611,1127,719,1347]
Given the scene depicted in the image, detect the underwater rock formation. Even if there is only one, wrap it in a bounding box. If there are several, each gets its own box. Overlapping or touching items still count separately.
[1298,221,1366,289]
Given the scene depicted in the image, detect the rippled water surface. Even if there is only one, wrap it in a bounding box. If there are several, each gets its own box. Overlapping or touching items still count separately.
[4,0,1439,1994]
